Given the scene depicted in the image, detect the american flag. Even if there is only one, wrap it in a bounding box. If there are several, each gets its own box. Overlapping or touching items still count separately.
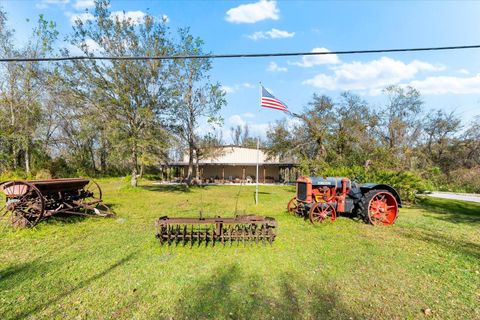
[260,86,289,112]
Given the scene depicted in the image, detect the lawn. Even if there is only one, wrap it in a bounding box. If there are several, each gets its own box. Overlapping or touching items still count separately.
[0,179,479,319]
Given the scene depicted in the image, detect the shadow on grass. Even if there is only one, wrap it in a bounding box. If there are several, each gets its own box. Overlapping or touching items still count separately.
[171,264,356,320]
[416,197,480,224]
[8,251,138,320]
[399,228,480,260]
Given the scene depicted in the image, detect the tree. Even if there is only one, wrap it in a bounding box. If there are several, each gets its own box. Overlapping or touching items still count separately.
[0,11,58,174]
[172,28,225,185]
[63,0,175,186]
[193,131,224,181]
[229,124,257,147]
[421,109,462,172]
[376,85,423,169]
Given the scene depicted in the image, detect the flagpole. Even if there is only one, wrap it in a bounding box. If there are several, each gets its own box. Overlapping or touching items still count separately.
[255,136,259,205]
[256,82,262,206]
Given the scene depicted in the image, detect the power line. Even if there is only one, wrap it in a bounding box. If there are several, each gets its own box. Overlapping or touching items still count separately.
[1,44,480,62]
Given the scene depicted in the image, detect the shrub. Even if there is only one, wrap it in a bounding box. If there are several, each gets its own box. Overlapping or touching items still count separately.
[317,165,428,203]
[34,169,52,180]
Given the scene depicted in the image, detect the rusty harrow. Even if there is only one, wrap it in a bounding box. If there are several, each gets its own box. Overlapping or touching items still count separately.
[155,215,277,246]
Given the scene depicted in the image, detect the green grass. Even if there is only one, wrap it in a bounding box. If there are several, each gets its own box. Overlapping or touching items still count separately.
[1,179,479,319]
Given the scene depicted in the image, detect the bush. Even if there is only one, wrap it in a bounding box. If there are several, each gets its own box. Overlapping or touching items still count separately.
[317,166,429,203]
[34,169,52,180]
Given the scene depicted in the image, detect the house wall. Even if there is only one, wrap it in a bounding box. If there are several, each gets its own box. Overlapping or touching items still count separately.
[200,165,280,182]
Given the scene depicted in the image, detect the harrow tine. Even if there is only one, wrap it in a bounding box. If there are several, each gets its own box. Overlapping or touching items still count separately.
[262,225,266,246]
[183,225,187,246]
[197,228,201,247]
[167,226,171,246]
[190,225,194,248]
[175,225,180,246]
[205,226,208,247]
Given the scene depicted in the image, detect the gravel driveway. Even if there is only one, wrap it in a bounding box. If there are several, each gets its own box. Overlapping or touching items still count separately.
[423,191,480,203]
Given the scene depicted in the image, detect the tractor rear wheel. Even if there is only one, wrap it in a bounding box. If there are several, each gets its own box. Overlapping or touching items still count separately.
[357,190,398,225]
[287,197,298,214]
[309,202,336,224]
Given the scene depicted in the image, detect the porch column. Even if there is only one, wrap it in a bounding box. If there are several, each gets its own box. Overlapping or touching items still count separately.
[222,166,225,183]
[242,167,245,182]
[263,166,266,183]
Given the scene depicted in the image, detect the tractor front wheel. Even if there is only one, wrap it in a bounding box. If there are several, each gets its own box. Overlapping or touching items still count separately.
[309,203,336,224]
[357,190,398,225]
[287,197,298,214]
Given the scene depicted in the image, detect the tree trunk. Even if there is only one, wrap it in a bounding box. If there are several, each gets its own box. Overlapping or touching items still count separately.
[186,145,194,185]
[25,143,30,175]
[131,145,138,187]
[195,157,199,181]
[12,145,17,170]
[89,144,97,172]
[139,161,144,178]
[100,131,108,172]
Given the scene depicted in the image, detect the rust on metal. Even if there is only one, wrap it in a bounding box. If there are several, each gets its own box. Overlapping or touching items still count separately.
[155,215,277,246]
[0,178,113,228]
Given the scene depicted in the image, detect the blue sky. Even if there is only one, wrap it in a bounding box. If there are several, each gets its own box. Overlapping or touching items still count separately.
[2,0,480,141]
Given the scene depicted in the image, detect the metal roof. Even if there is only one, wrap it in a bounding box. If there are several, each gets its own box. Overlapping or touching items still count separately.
[174,146,297,165]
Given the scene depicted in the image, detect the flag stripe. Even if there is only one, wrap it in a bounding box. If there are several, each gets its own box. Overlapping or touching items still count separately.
[262,105,287,112]
[261,101,287,110]
[261,102,287,110]
[261,100,286,107]
[262,97,283,104]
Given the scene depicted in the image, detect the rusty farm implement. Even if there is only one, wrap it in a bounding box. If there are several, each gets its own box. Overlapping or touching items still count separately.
[0,178,113,228]
[287,176,401,225]
[155,214,277,246]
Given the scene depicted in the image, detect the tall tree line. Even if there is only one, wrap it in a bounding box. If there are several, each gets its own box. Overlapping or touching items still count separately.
[0,1,225,186]
[266,86,480,192]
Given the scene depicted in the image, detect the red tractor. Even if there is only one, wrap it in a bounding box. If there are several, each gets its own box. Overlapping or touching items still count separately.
[287,176,400,225]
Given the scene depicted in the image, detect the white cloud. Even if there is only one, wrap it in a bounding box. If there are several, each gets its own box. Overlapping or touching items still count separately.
[226,115,269,141]
[36,0,69,9]
[267,62,287,72]
[222,83,255,94]
[110,11,146,25]
[458,68,470,75]
[243,112,255,118]
[222,86,236,94]
[161,14,170,23]
[69,10,149,25]
[406,74,480,95]
[73,0,94,9]
[69,12,94,24]
[81,38,103,53]
[303,57,445,95]
[225,0,279,24]
[290,48,340,67]
[66,38,103,54]
[229,114,246,127]
[248,28,294,40]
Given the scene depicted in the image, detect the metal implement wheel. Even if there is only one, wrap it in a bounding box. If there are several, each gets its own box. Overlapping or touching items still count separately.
[80,180,113,216]
[287,197,298,214]
[357,190,398,225]
[309,202,336,224]
[0,181,45,228]
[82,180,102,204]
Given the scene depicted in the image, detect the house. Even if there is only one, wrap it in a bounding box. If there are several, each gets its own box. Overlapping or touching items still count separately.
[163,145,298,183]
